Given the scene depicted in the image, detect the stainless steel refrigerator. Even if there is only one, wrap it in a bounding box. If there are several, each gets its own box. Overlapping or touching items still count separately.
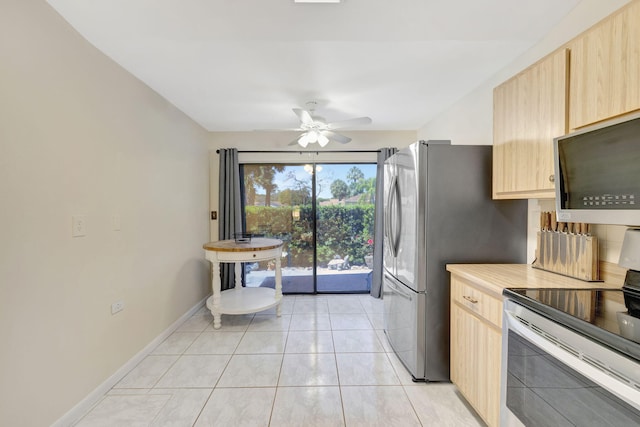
[382,140,527,381]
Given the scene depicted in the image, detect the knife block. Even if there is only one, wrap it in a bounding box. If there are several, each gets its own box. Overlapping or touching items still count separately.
[532,231,600,281]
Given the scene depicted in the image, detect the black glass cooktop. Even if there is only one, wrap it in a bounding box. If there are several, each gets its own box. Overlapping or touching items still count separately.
[504,287,640,361]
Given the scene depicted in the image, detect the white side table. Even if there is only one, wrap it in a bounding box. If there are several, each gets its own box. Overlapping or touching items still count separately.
[203,238,283,329]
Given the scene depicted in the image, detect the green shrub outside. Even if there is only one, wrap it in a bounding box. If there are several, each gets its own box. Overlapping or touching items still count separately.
[245,204,375,267]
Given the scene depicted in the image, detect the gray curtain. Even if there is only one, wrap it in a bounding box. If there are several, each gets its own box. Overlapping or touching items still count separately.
[370,147,398,298]
[218,148,243,290]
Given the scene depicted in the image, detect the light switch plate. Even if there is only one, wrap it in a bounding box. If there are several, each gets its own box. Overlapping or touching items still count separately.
[72,215,87,237]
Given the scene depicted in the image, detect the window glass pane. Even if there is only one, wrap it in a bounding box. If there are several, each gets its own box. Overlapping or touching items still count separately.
[242,164,315,293]
[316,164,376,293]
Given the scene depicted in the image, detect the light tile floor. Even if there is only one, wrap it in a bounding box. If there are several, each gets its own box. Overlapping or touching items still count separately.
[74,294,484,426]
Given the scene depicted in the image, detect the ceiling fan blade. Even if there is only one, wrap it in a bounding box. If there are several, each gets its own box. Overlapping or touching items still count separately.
[255,128,304,132]
[327,116,372,130]
[293,108,314,125]
[323,130,351,144]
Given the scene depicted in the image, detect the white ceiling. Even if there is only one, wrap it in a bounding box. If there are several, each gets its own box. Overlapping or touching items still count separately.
[47,0,581,132]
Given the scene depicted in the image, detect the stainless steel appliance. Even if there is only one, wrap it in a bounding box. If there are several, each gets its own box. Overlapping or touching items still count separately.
[554,110,640,226]
[502,288,640,426]
[382,140,527,381]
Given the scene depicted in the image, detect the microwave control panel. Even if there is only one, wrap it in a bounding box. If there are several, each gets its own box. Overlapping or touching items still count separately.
[582,194,636,208]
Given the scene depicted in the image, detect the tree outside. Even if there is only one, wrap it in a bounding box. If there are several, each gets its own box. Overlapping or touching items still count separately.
[243,165,286,206]
[330,179,349,201]
[346,166,365,196]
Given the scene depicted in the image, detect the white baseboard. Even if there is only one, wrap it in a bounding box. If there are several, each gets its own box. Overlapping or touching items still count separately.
[52,295,210,427]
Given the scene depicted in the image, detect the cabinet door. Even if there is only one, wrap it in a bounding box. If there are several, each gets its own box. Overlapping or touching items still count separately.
[476,318,502,427]
[450,303,478,408]
[451,290,502,427]
[570,1,640,130]
[493,48,569,199]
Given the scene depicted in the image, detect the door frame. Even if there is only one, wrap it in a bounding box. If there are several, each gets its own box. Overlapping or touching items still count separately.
[236,155,378,294]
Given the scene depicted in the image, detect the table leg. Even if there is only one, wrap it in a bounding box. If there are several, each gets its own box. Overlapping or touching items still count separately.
[234,262,242,289]
[212,260,222,329]
[275,256,282,317]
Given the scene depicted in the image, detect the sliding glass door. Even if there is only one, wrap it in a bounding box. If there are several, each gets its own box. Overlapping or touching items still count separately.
[242,164,315,293]
[241,162,376,294]
[315,164,376,293]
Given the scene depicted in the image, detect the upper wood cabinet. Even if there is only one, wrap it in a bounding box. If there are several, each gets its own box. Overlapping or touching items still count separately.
[569,0,640,130]
[492,49,569,199]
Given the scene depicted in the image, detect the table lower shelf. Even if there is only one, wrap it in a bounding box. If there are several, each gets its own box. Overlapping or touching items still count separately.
[206,287,281,315]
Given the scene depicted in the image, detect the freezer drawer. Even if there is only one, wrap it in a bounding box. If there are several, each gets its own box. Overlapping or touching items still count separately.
[383,272,425,380]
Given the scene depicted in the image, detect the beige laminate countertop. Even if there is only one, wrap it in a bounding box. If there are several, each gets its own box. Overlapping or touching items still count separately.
[446,264,623,298]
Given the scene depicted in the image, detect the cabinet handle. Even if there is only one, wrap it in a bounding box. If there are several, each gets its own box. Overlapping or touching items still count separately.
[549,174,555,183]
[463,295,478,304]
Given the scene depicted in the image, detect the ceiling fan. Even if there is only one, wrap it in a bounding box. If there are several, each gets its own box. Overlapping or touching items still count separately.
[284,101,372,148]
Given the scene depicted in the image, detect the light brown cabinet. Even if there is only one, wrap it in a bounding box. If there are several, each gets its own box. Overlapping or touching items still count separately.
[492,48,569,199]
[570,0,640,130]
[493,0,640,199]
[450,275,502,427]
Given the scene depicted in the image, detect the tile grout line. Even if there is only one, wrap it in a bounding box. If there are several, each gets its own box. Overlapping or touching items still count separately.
[154,310,224,426]
[333,328,348,427]
[149,319,212,389]
[161,308,248,426]
[267,296,296,426]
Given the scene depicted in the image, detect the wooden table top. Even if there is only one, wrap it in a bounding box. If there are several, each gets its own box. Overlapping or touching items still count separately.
[203,238,283,252]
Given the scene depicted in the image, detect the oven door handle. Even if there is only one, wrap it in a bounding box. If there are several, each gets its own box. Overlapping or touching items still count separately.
[505,310,640,411]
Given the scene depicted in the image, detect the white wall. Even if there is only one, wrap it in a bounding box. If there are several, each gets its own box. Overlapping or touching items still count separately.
[207,130,417,241]
[418,0,631,263]
[0,2,211,426]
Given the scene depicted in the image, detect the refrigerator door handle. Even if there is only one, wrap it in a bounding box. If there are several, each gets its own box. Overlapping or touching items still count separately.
[393,176,401,256]
[385,174,398,257]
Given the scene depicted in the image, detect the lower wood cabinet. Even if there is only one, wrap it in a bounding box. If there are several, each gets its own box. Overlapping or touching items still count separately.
[450,275,502,427]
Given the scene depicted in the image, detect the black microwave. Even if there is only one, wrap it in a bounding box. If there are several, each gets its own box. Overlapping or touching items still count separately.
[554,112,640,226]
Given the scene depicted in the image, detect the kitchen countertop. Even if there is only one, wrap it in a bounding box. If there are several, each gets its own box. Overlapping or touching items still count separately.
[446,263,623,298]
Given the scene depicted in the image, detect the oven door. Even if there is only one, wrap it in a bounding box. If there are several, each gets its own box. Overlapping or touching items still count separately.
[501,299,640,427]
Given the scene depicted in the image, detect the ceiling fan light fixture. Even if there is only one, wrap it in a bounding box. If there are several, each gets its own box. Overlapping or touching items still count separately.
[297,134,311,147]
[298,130,322,147]
[307,130,319,143]
[318,133,329,147]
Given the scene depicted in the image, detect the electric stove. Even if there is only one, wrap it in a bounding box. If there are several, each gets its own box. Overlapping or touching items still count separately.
[503,287,640,361]
[501,288,640,426]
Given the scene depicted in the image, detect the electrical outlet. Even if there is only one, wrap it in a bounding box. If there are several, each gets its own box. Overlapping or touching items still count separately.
[72,215,87,237]
[111,301,124,315]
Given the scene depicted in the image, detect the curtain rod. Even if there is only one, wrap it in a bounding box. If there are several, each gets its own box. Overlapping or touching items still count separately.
[216,149,381,154]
